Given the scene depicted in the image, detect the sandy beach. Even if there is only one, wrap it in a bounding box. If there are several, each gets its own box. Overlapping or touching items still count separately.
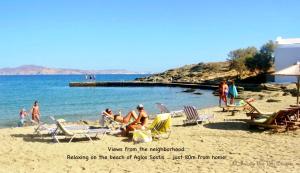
[1,0,300,172]
[1,93,300,173]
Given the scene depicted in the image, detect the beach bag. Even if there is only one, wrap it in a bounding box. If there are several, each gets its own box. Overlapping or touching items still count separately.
[132,130,152,143]
[238,100,246,106]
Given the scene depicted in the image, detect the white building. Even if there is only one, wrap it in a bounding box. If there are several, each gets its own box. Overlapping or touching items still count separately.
[274,37,300,83]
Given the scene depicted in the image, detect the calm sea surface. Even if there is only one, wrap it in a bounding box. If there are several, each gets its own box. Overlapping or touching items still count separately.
[0,75,218,127]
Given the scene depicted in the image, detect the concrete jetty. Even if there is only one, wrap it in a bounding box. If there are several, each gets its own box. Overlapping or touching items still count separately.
[69,81,218,90]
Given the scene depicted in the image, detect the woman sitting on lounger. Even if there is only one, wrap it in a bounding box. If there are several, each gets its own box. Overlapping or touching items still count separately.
[103,108,137,124]
[102,108,121,121]
[125,104,148,135]
[103,105,148,135]
[103,104,148,125]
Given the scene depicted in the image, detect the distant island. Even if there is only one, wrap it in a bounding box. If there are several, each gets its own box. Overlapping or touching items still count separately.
[0,65,142,75]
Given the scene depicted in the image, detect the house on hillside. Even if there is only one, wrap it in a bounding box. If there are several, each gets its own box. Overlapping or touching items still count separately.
[274,37,300,83]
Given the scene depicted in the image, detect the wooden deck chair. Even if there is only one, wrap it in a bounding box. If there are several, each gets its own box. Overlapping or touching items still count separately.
[277,107,300,128]
[183,106,214,125]
[244,109,294,129]
[155,103,183,117]
[53,120,109,143]
[245,101,275,119]
[286,107,300,121]
[222,100,254,115]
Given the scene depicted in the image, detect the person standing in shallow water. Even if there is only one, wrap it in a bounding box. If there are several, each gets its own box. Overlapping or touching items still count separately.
[31,101,40,123]
[18,108,28,127]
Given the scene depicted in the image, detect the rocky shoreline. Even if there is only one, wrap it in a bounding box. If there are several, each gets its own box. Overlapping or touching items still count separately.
[135,61,298,101]
[135,61,258,83]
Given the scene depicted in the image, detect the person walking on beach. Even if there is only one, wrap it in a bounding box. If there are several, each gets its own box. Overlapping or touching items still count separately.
[228,80,238,105]
[31,101,40,123]
[18,108,28,127]
[219,81,228,107]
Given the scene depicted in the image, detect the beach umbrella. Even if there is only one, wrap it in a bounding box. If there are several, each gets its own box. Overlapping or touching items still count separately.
[274,61,300,105]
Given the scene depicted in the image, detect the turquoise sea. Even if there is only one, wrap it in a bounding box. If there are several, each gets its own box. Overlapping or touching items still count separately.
[0,75,218,127]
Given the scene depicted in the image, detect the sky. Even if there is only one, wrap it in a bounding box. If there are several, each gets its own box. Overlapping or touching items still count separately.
[0,0,299,73]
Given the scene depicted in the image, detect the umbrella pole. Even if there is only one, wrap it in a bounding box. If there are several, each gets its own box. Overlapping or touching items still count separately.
[297,76,300,105]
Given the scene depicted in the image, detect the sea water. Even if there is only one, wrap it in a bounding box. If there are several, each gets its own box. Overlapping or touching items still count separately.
[0,75,217,127]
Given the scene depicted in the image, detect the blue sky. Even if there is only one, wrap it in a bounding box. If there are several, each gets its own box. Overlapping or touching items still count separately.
[0,0,299,72]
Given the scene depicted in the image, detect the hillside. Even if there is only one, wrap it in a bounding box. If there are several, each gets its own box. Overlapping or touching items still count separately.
[135,61,256,84]
[0,65,139,75]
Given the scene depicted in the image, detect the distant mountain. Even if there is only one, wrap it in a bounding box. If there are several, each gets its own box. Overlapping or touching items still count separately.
[0,65,141,75]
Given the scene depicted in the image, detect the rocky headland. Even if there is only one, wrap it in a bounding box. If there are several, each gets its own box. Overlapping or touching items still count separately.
[135,61,298,101]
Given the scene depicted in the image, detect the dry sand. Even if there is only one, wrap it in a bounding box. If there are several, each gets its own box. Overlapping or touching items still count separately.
[0,94,300,173]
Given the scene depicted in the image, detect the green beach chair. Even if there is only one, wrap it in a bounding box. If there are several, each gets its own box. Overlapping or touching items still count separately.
[132,113,172,142]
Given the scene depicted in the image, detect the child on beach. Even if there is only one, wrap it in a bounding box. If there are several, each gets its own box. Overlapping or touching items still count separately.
[18,108,27,127]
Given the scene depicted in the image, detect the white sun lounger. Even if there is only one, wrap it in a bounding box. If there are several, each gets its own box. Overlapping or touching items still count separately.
[53,120,110,143]
[33,116,58,137]
[34,116,89,138]
[156,103,183,117]
[183,106,214,125]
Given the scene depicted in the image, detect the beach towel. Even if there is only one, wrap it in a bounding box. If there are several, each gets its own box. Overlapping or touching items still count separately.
[133,130,152,143]
[228,85,238,98]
